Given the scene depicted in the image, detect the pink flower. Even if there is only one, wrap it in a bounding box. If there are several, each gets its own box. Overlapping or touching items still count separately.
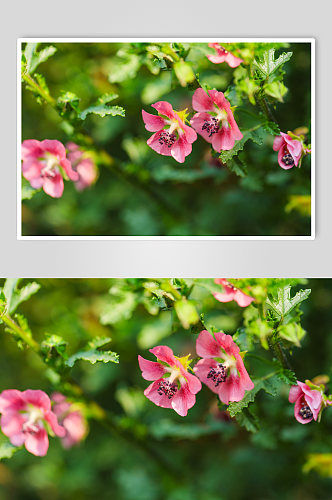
[273,132,303,170]
[207,43,244,68]
[194,330,254,404]
[142,101,197,163]
[66,142,97,191]
[289,381,323,424]
[213,279,254,307]
[51,393,87,448]
[0,389,65,456]
[190,88,243,152]
[22,139,79,197]
[138,345,202,417]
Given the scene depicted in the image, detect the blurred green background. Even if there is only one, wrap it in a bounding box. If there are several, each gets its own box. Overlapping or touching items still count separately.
[21,42,311,236]
[0,278,331,500]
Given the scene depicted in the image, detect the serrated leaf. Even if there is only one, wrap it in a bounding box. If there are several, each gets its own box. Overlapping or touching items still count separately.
[0,441,22,460]
[266,285,311,319]
[2,279,41,314]
[253,49,292,79]
[41,334,68,358]
[100,289,137,325]
[24,43,57,74]
[227,157,248,178]
[228,378,277,417]
[263,120,280,136]
[277,368,297,385]
[15,314,32,338]
[66,349,119,367]
[109,54,141,83]
[87,336,112,349]
[218,129,263,163]
[79,104,125,120]
[235,407,260,433]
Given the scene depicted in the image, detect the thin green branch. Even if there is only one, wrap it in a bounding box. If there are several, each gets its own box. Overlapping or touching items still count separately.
[1,314,40,353]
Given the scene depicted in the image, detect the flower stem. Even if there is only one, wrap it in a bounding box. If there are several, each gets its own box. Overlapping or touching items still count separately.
[21,73,56,108]
[254,91,277,124]
[1,314,40,353]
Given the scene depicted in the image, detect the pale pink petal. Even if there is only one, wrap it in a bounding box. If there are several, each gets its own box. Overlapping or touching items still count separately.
[192,88,216,113]
[44,411,66,437]
[233,290,255,307]
[235,357,254,391]
[22,160,43,181]
[214,331,239,356]
[208,90,229,111]
[289,384,303,403]
[150,346,176,366]
[0,390,25,413]
[43,173,64,198]
[142,110,166,132]
[220,374,245,403]
[213,291,235,303]
[171,135,192,163]
[212,125,234,152]
[171,382,196,417]
[207,53,227,64]
[21,140,43,160]
[24,428,49,456]
[29,176,45,189]
[300,384,322,410]
[147,131,173,157]
[66,142,80,152]
[185,372,202,395]
[0,413,26,436]
[294,397,312,424]
[226,110,243,140]
[190,112,215,144]
[61,412,86,448]
[138,355,167,381]
[51,392,67,404]
[9,432,26,446]
[196,330,221,358]
[273,135,285,152]
[41,139,66,159]
[60,158,79,181]
[177,119,197,144]
[151,101,175,120]
[225,52,244,68]
[75,160,97,191]
[144,380,173,409]
[193,359,220,394]
[21,389,51,413]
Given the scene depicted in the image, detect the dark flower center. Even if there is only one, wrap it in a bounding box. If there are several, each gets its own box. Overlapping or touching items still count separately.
[202,117,219,137]
[157,380,178,399]
[282,153,295,166]
[159,131,176,148]
[207,363,227,387]
[299,405,313,420]
[22,421,40,436]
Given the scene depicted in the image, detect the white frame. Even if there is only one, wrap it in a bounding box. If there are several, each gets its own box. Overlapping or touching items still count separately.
[17,38,315,240]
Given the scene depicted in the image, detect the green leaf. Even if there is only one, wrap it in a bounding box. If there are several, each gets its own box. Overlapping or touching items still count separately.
[264,81,288,102]
[24,43,57,74]
[253,49,292,79]
[41,334,68,360]
[79,93,125,120]
[66,348,119,368]
[57,91,81,121]
[277,323,306,347]
[34,73,49,95]
[2,279,41,314]
[87,336,112,349]
[100,287,137,325]
[22,177,41,200]
[275,364,297,385]
[235,407,260,433]
[228,378,277,417]
[174,299,199,329]
[218,129,263,163]
[227,157,248,178]
[263,120,280,136]
[109,54,141,83]
[0,441,22,460]
[266,285,311,319]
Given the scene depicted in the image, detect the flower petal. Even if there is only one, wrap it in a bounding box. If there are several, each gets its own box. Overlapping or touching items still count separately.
[147,131,173,157]
[171,135,192,163]
[0,390,25,413]
[0,413,26,437]
[192,88,216,113]
[142,110,166,132]
[44,410,66,437]
[138,355,167,381]
[40,139,66,159]
[150,345,176,366]
[196,330,221,358]
[225,52,244,68]
[278,145,294,169]
[60,158,79,181]
[218,374,245,404]
[213,291,235,303]
[43,173,64,198]
[273,135,285,152]
[22,160,43,181]
[226,110,243,140]
[21,140,43,161]
[185,372,202,395]
[171,382,196,417]
[235,356,254,391]
[193,358,220,394]
[190,112,215,144]
[61,411,87,448]
[289,384,303,403]
[144,380,173,409]
[233,290,255,307]
[21,389,51,413]
[24,428,49,456]
[212,125,234,152]
[151,101,175,120]
[294,396,312,424]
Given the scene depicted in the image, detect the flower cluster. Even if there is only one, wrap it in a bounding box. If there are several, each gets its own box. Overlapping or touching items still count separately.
[22,140,97,197]
[51,392,87,448]
[289,379,332,425]
[142,88,243,163]
[138,330,254,416]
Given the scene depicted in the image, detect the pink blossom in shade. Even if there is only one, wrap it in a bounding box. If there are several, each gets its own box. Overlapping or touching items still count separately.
[51,393,87,449]
[289,381,323,424]
[190,88,243,152]
[142,101,197,163]
[213,279,254,307]
[138,345,202,417]
[207,43,244,68]
[0,389,65,456]
[193,330,254,405]
[273,132,303,170]
[66,142,97,191]
[22,139,79,198]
